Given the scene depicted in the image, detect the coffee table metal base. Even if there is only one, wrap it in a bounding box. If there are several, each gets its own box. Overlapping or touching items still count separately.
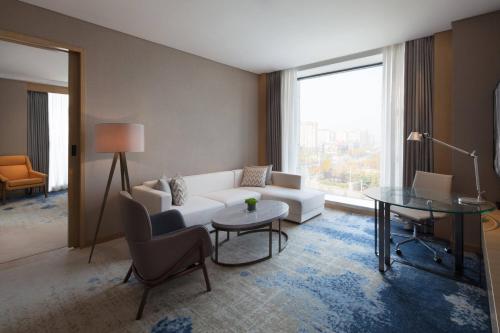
[211,220,288,267]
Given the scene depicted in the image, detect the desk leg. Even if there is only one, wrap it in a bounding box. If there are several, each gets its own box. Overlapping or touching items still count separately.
[374,200,378,255]
[269,224,273,258]
[454,213,464,275]
[279,219,282,252]
[378,201,385,271]
[384,203,391,267]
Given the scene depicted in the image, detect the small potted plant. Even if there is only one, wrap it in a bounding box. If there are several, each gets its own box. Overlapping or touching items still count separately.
[245,198,258,212]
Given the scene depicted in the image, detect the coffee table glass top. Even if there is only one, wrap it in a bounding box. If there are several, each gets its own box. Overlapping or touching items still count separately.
[212,200,289,231]
[364,186,496,214]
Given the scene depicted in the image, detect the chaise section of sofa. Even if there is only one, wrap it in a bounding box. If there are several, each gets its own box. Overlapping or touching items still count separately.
[132,169,325,227]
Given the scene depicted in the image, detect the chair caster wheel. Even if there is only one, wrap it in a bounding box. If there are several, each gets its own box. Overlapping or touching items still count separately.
[434,256,442,263]
[395,249,402,255]
[444,247,452,254]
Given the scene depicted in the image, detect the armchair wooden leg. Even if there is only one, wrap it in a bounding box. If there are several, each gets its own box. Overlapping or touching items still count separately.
[202,262,211,292]
[199,244,211,292]
[123,264,133,283]
[44,184,48,198]
[136,287,150,320]
[1,185,5,204]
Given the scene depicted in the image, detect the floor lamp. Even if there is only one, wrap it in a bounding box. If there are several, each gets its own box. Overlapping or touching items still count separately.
[407,131,486,205]
[88,123,144,263]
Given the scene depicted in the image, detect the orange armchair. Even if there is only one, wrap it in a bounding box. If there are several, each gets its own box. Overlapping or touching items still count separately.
[0,155,47,204]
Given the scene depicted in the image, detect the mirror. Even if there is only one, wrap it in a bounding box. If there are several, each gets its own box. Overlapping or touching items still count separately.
[495,81,500,177]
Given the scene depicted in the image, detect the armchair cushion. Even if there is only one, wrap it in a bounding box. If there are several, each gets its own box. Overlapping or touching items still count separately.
[6,178,45,189]
[150,209,186,236]
[0,165,29,180]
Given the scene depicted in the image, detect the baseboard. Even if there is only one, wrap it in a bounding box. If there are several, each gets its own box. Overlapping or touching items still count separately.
[80,232,124,248]
[325,200,372,215]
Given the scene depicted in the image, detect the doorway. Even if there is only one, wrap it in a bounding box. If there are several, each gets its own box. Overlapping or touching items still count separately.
[0,31,84,262]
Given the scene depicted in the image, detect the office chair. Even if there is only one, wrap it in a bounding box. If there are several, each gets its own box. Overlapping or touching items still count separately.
[391,171,453,263]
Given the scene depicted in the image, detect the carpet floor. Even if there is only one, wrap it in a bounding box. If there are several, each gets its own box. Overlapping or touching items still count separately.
[0,191,67,263]
[0,209,490,332]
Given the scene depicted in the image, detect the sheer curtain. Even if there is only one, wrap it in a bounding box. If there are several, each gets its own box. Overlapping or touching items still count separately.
[48,93,69,192]
[380,43,405,187]
[281,69,300,173]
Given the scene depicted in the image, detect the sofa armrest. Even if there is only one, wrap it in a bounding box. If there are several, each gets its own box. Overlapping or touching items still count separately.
[132,185,172,215]
[271,171,302,190]
[30,171,47,179]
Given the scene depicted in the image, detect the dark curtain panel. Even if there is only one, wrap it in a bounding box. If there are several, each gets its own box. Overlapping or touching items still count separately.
[27,91,49,182]
[266,71,282,171]
[403,36,434,187]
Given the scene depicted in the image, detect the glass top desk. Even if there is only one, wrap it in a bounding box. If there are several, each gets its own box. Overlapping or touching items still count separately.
[364,187,496,276]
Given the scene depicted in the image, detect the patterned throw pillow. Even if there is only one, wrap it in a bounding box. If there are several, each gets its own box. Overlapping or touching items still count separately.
[249,165,272,185]
[153,177,171,195]
[169,176,188,206]
[240,166,267,187]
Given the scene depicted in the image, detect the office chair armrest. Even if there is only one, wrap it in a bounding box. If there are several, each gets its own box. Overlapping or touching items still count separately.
[150,209,186,236]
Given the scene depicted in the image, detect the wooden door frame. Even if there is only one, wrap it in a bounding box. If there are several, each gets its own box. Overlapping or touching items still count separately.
[0,30,85,248]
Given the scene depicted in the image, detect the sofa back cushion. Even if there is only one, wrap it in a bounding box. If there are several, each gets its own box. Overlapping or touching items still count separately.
[0,161,29,180]
[233,169,243,187]
[183,171,234,196]
[0,155,28,166]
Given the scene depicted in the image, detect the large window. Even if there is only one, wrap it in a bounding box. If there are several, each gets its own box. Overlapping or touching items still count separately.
[298,64,383,200]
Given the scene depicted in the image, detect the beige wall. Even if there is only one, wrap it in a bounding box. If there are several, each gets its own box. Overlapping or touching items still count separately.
[0,78,27,155]
[0,0,259,244]
[452,10,500,250]
[433,31,453,176]
[432,31,455,245]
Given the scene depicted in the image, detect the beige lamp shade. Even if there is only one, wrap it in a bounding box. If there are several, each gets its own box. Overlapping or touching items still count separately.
[95,123,144,153]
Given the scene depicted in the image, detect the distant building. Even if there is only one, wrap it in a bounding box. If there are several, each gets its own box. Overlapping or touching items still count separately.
[300,121,318,148]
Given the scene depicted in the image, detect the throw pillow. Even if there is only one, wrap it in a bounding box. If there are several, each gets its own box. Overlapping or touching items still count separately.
[170,176,188,206]
[153,177,171,195]
[250,165,273,185]
[240,166,267,187]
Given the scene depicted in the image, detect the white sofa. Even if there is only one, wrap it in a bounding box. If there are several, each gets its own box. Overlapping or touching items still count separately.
[132,169,325,227]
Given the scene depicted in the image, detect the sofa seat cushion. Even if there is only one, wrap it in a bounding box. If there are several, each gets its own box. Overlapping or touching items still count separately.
[202,188,262,207]
[6,177,44,189]
[245,185,325,215]
[171,196,224,227]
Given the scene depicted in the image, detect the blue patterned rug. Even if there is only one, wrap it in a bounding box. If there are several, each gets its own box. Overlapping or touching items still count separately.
[0,209,490,332]
[148,211,490,332]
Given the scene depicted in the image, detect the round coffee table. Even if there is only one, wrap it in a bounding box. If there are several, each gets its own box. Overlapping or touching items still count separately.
[211,200,289,266]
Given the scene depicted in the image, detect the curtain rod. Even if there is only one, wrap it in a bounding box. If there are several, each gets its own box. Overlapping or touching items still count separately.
[297,62,383,81]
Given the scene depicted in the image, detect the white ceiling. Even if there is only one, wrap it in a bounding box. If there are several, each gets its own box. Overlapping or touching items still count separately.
[20,0,500,74]
[0,40,68,86]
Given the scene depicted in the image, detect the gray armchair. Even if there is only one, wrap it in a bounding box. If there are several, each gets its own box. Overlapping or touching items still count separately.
[119,191,213,320]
